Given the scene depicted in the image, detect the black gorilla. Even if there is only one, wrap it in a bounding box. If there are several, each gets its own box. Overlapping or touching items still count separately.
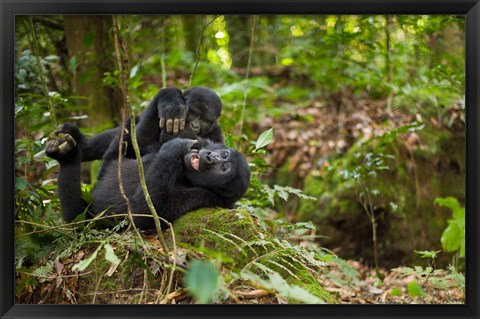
[45,124,250,228]
[62,86,224,163]
[122,86,224,159]
[181,86,224,143]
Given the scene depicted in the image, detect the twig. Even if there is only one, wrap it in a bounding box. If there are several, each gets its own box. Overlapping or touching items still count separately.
[15,213,156,237]
[140,269,148,304]
[112,16,170,254]
[112,17,146,247]
[188,15,220,87]
[16,270,94,279]
[235,289,270,299]
[92,275,103,304]
[112,17,181,300]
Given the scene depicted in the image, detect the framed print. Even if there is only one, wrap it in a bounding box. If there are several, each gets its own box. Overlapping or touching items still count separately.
[1,0,479,318]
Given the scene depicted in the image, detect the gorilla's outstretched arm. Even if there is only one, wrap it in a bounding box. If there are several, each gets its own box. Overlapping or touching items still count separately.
[48,88,185,163]
[79,127,121,161]
[45,131,87,222]
[48,123,120,162]
[51,86,223,163]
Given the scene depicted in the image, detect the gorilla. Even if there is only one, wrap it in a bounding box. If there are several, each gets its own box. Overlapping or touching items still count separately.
[45,124,250,229]
[181,86,224,143]
[64,86,224,163]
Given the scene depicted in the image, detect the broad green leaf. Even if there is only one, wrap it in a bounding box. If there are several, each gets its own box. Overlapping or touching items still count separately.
[104,244,121,265]
[15,177,27,191]
[441,222,463,255]
[255,128,273,151]
[407,281,426,297]
[44,159,59,171]
[435,197,464,219]
[185,260,220,304]
[436,197,465,257]
[72,245,102,272]
[389,287,402,296]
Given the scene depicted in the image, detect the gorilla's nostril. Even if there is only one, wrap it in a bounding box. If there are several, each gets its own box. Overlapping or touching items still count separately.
[205,153,212,163]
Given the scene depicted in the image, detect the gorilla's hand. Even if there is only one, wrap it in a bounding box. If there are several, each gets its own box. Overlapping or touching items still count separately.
[45,123,82,162]
[158,96,187,135]
[159,138,199,159]
[46,133,76,158]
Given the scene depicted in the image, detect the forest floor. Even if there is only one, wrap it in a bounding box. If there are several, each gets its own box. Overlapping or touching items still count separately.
[319,260,465,304]
[17,245,464,304]
[234,261,465,304]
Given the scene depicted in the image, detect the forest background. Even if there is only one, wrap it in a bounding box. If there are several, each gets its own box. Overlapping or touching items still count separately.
[14,15,466,304]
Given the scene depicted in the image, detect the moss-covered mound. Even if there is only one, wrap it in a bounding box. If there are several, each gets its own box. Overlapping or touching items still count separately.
[171,208,337,303]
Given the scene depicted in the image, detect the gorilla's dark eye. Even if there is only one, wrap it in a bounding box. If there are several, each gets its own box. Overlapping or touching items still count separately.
[221,151,230,159]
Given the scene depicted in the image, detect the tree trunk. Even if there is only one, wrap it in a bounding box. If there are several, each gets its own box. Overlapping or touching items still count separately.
[180,15,202,54]
[63,16,121,130]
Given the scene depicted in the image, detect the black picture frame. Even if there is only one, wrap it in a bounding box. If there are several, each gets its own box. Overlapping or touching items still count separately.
[1,1,479,318]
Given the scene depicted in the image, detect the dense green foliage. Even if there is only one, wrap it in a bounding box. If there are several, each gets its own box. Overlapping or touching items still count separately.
[14,14,465,304]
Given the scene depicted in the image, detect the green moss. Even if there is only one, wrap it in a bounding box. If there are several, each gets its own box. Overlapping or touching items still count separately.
[171,208,337,303]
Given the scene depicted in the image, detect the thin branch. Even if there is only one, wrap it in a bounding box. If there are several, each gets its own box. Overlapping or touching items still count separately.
[15,213,156,237]
[112,16,145,245]
[112,16,179,297]
[188,15,220,87]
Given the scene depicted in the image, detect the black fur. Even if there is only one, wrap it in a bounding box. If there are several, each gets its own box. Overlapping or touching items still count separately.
[182,86,224,143]
[46,132,250,228]
[45,128,87,222]
[58,87,224,163]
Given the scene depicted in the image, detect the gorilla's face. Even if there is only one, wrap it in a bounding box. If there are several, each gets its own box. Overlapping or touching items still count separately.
[184,86,222,135]
[183,143,250,198]
[185,113,214,135]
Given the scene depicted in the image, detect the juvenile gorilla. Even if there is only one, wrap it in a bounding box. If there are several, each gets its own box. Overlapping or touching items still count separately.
[123,86,224,159]
[45,124,250,228]
[59,86,223,163]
